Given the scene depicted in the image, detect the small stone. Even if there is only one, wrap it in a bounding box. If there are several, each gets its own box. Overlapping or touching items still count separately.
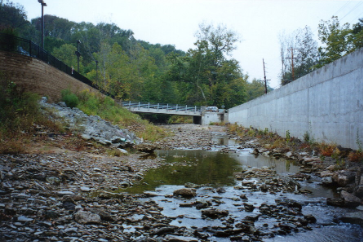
[17,215,33,222]
[74,211,101,224]
[57,191,74,196]
[80,186,91,192]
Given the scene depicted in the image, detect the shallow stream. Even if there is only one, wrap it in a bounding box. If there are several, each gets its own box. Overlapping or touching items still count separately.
[123,134,363,241]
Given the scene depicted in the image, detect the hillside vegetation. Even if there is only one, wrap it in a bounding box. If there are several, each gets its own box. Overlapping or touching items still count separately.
[0,75,168,154]
[1,1,270,109]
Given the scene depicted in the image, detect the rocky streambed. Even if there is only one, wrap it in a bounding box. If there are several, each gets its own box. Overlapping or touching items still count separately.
[1,116,363,241]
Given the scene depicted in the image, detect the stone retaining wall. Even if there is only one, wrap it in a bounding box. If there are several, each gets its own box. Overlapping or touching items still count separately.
[0,50,100,102]
[228,48,363,150]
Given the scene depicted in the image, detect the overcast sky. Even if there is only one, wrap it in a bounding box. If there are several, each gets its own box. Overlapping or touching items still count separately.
[14,0,363,89]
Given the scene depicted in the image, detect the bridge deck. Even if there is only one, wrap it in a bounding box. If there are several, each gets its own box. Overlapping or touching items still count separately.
[122,102,201,116]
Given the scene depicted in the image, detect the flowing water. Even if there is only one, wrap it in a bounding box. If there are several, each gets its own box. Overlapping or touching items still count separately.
[122,134,363,241]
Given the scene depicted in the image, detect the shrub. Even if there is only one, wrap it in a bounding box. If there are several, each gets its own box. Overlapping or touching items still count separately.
[348,151,363,163]
[0,75,64,154]
[319,143,336,157]
[61,89,79,108]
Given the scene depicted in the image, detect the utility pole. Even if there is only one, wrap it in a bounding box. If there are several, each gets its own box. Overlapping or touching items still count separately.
[263,59,267,94]
[38,0,47,49]
[75,40,81,72]
[291,47,295,81]
[286,47,297,81]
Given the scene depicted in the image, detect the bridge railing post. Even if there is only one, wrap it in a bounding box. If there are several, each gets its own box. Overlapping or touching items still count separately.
[157,103,159,109]
[176,104,178,111]
[166,104,168,111]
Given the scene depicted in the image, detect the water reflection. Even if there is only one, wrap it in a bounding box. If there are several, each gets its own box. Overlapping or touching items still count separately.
[123,149,301,194]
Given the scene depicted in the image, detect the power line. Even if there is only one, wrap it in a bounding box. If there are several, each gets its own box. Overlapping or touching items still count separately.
[341,1,363,21]
[334,1,352,16]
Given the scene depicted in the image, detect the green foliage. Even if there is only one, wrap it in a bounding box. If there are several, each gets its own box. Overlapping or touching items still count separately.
[303,131,310,143]
[245,79,273,101]
[0,28,19,52]
[61,89,79,108]
[165,23,247,108]
[52,44,84,73]
[75,90,168,141]
[0,74,64,153]
[279,26,319,85]
[285,130,291,144]
[315,16,363,68]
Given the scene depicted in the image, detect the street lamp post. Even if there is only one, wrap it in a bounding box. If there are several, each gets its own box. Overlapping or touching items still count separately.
[38,0,47,49]
[75,40,81,72]
[96,60,99,80]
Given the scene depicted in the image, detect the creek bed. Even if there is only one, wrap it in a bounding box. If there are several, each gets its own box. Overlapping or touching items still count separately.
[122,146,363,241]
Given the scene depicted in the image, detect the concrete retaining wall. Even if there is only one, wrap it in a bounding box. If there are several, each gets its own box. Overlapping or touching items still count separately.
[228,48,363,150]
[0,50,100,102]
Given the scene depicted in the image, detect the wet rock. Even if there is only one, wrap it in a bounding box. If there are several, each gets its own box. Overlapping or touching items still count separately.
[321,176,333,185]
[327,197,345,207]
[333,170,355,187]
[173,188,196,198]
[216,187,226,193]
[195,200,211,209]
[251,149,259,155]
[184,182,200,188]
[180,202,194,207]
[144,191,160,197]
[235,221,256,234]
[243,203,255,212]
[74,211,101,224]
[341,190,361,208]
[275,198,302,211]
[339,211,363,226]
[152,226,176,236]
[164,235,199,242]
[240,194,248,200]
[260,183,268,192]
[304,214,317,223]
[201,209,229,218]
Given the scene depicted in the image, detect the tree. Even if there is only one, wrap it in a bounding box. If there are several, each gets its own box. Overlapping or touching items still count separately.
[165,23,246,108]
[352,18,363,49]
[0,0,27,30]
[279,26,319,85]
[52,44,84,73]
[316,16,354,68]
[245,79,271,101]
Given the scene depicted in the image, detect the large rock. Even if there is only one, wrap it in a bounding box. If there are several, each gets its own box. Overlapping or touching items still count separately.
[173,188,196,198]
[135,143,157,153]
[341,190,361,208]
[201,208,229,218]
[332,170,355,187]
[74,211,101,224]
[339,211,363,226]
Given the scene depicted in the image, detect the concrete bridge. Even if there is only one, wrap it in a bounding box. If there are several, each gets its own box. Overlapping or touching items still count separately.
[121,101,225,125]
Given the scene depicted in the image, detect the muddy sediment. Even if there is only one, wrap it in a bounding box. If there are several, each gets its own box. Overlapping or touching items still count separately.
[1,124,363,241]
